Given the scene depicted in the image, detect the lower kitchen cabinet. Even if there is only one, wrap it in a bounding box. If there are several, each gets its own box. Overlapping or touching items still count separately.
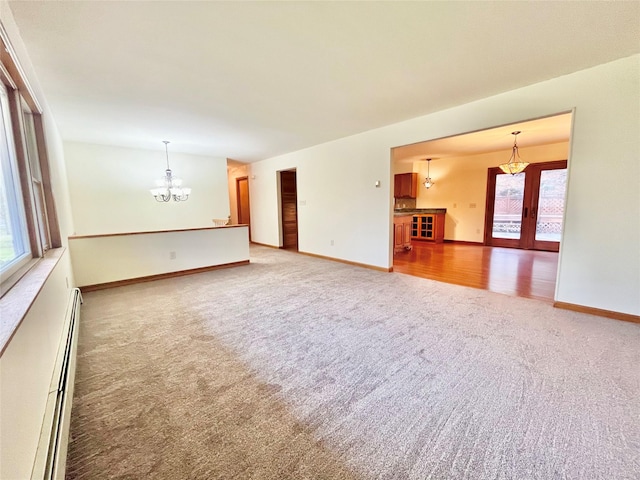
[393,215,413,253]
[411,213,445,243]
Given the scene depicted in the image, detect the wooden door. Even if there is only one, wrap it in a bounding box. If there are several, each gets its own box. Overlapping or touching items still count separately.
[236,176,250,240]
[280,170,298,250]
[485,160,567,251]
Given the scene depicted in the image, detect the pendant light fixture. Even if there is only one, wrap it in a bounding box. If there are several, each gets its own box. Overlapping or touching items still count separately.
[423,158,434,189]
[150,141,191,202]
[499,131,529,175]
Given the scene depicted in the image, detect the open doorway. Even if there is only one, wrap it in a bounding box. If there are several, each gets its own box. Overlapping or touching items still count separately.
[391,112,572,301]
[236,176,251,240]
[279,169,298,250]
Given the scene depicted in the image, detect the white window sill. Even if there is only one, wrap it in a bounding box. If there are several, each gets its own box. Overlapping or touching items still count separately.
[0,248,65,356]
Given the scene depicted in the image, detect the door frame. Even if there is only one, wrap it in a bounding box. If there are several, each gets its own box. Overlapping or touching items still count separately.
[484,160,567,251]
[278,169,298,250]
[235,176,250,241]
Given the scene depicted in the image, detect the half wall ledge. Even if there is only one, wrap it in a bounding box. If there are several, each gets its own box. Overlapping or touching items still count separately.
[69,226,250,289]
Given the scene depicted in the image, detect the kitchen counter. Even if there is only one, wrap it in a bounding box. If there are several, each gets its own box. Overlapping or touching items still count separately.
[394,208,447,216]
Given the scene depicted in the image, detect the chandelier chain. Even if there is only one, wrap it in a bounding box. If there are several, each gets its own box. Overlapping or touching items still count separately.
[150,140,191,202]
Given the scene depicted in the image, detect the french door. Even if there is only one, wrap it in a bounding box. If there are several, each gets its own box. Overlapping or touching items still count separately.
[484,160,567,252]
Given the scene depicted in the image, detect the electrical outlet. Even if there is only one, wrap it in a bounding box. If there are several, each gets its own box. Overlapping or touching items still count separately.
[330,240,334,246]
[469,203,477,208]
[169,251,176,260]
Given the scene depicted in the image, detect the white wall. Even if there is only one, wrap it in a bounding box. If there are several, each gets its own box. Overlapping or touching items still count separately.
[0,3,76,478]
[70,227,249,287]
[250,138,392,265]
[413,142,570,242]
[250,55,640,316]
[0,257,73,479]
[227,162,248,225]
[64,142,230,235]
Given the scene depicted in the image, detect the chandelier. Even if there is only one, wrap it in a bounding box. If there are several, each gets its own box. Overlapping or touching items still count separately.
[499,131,529,175]
[423,158,434,189]
[150,141,191,202]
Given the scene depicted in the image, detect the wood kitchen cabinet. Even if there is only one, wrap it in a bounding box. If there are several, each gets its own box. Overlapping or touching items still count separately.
[393,215,413,253]
[394,173,418,199]
[411,213,445,243]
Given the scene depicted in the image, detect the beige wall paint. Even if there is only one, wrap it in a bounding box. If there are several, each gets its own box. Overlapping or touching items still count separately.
[392,162,414,175]
[250,55,639,315]
[227,162,249,225]
[413,142,570,242]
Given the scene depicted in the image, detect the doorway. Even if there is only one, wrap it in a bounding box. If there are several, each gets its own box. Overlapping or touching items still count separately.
[390,112,572,301]
[279,170,298,250]
[484,160,567,252]
[236,176,250,240]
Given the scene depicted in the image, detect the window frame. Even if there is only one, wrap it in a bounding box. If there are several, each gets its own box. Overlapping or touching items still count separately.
[0,79,32,279]
[22,98,52,251]
[0,24,60,297]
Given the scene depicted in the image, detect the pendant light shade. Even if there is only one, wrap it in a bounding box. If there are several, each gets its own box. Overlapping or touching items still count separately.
[499,131,529,175]
[423,158,434,188]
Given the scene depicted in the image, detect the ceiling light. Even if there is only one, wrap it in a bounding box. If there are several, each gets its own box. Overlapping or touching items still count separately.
[499,131,529,175]
[150,141,191,202]
[423,158,434,189]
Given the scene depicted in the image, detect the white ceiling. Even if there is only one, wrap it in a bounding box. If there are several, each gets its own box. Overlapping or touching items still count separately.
[7,1,640,162]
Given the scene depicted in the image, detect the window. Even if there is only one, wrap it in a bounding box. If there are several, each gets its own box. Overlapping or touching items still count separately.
[22,100,51,251]
[0,81,30,279]
[0,28,59,295]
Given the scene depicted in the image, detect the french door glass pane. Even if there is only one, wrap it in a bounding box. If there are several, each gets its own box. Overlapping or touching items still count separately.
[535,169,567,242]
[492,173,525,239]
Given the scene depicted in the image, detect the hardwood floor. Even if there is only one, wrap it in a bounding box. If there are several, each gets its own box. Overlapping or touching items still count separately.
[393,241,559,302]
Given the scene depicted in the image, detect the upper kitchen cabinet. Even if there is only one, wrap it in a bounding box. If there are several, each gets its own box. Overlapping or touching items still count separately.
[394,173,418,198]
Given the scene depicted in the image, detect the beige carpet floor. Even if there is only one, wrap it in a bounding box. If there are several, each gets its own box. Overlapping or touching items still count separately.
[66,245,640,479]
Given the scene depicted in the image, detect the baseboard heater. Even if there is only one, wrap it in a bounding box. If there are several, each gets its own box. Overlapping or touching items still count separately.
[31,288,83,480]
